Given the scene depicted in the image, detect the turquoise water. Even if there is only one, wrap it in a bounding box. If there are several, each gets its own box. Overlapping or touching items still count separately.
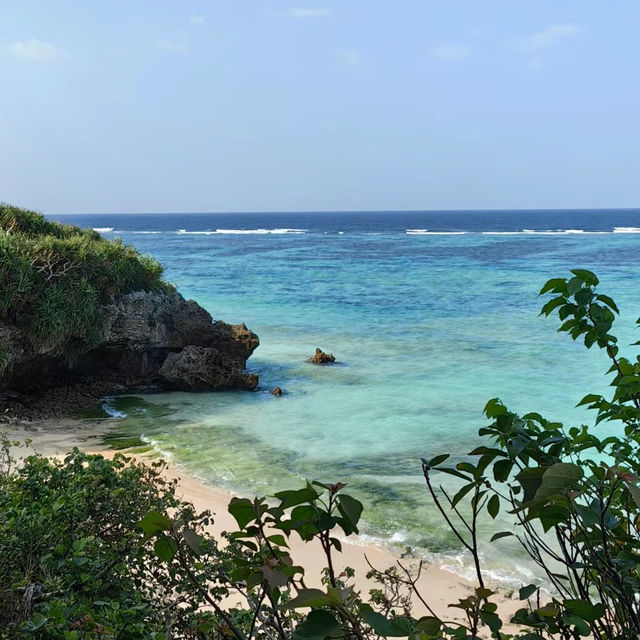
[51,211,640,583]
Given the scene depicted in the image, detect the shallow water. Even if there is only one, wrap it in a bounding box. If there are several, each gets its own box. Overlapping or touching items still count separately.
[51,210,640,582]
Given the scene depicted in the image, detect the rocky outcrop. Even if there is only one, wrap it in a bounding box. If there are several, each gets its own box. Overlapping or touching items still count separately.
[308,348,335,364]
[0,291,259,398]
[159,346,258,391]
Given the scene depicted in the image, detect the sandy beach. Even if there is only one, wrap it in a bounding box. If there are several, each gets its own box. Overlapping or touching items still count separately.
[5,416,520,626]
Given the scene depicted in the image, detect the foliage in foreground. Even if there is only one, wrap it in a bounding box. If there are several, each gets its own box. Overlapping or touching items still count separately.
[1,268,640,639]
[0,204,171,365]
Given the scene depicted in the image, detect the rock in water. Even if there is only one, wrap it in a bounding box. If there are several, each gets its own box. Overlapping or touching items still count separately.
[0,291,259,396]
[309,348,336,364]
[270,386,283,396]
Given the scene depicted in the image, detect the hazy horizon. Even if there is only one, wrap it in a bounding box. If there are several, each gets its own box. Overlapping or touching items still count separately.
[48,206,640,216]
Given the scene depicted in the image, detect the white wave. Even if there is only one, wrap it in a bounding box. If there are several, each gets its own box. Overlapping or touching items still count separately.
[102,400,127,418]
[215,228,306,235]
[482,231,525,235]
[484,229,608,235]
[406,229,467,235]
[131,230,162,234]
[177,228,306,235]
[522,229,607,235]
[92,227,114,233]
[614,226,640,233]
[438,552,538,589]
[140,434,174,461]
[338,231,345,235]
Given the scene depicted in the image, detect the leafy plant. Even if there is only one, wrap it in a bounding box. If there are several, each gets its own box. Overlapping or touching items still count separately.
[424,268,640,638]
[0,203,172,363]
[0,447,220,638]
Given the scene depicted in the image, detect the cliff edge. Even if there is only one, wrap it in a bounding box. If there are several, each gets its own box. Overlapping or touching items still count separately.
[0,204,259,415]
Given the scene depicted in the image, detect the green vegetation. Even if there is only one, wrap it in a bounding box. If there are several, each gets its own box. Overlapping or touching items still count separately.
[0,203,172,363]
[1,268,639,639]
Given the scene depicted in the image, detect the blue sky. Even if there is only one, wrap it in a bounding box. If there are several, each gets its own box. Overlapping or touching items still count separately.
[1,1,638,213]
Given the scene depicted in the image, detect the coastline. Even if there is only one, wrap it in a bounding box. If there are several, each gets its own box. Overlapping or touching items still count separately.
[5,416,520,625]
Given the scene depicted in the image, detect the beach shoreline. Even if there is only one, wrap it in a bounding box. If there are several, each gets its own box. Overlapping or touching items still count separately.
[4,415,521,626]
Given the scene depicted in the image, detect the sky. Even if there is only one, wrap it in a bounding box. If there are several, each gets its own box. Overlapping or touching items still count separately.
[1,1,639,214]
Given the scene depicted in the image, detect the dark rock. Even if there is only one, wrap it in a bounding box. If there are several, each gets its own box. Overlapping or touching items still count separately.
[0,291,260,413]
[309,348,336,364]
[159,345,258,391]
[270,386,283,396]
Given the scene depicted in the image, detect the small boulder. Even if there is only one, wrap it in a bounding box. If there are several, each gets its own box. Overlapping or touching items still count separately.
[309,348,336,364]
[270,386,283,396]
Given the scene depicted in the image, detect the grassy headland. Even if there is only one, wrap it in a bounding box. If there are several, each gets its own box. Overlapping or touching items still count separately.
[0,204,172,366]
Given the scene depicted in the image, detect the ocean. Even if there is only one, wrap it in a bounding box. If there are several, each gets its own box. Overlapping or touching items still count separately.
[49,209,640,584]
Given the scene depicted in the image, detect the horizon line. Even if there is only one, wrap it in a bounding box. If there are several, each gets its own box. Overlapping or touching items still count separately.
[47,206,640,216]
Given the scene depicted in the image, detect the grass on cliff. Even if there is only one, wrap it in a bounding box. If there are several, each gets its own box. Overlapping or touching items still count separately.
[0,204,173,365]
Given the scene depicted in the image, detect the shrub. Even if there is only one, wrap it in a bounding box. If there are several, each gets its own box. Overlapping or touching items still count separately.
[0,203,172,360]
[0,441,225,638]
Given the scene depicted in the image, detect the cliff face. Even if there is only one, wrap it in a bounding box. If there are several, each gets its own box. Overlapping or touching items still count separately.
[0,291,259,395]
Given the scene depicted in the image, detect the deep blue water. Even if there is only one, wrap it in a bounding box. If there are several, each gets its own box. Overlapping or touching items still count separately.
[52,208,640,234]
[49,209,640,583]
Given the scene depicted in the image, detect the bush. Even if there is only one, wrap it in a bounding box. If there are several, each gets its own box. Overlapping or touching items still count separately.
[0,203,172,361]
[0,442,227,638]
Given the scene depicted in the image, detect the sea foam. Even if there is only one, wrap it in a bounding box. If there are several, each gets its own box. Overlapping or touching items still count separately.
[177,228,306,235]
[406,229,467,235]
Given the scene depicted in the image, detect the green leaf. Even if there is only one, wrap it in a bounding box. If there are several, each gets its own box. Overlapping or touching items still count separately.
[153,536,178,562]
[480,610,502,633]
[452,482,474,507]
[469,446,506,457]
[426,454,449,467]
[25,612,48,631]
[228,497,255,529]
[484,398,507,418]
[564,599,605,622]
[138,511,172,538]
[516,467,546,504]
[540,296,566,316]
[595,294,619,313]
[539,278,567,295]
[360,605,413,637]
[437,467,473,481]
[623,480,640,509]
[493,459,513,482]
[576,393,602,407]
[337,494,363,528]
[567,276,584,296]
[564,615,591,636]
[274,486,320,508]
[490,531,514,542]
[267,534,289,547]
[533,463,583,504]
[570,269,599,286]
[539,504,571,532]
[261,565,289,588]
[415,616,441,635]
[519,584,537,600]
[183,528,204,554]
[292,610,341,640]
[285,588,333,609]
[487,494,500,519]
